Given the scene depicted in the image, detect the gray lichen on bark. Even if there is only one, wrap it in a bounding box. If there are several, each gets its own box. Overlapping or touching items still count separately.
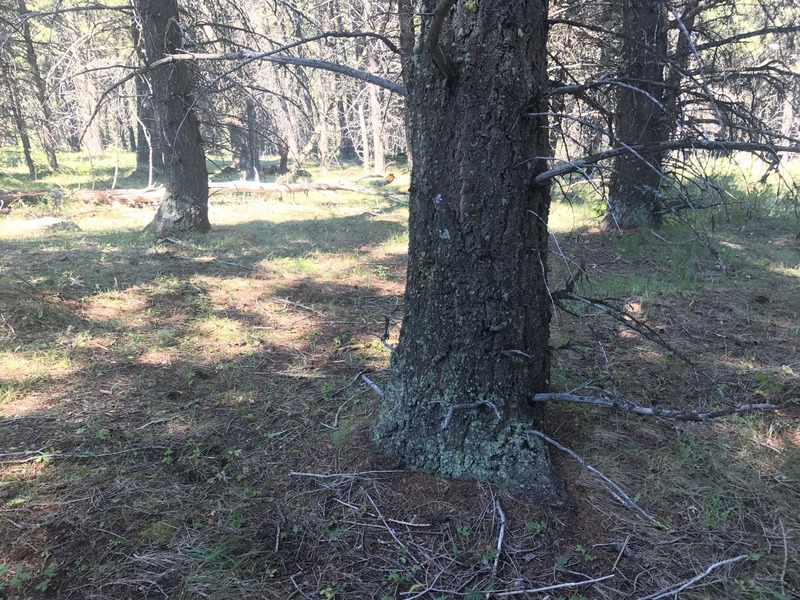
[372,0,563,503]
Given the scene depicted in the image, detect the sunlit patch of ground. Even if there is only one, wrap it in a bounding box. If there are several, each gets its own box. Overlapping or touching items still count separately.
[0,180,797,598]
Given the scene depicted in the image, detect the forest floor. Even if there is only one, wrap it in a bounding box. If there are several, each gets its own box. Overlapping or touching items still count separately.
[0,161,798,599]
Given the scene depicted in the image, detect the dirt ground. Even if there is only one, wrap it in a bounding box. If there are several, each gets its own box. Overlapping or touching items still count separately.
[0,195,798,599]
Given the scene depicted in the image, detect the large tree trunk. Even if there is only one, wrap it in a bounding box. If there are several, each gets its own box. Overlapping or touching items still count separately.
[130,19,164,178]
[368,55,385,174]
[229,98,261,180]
[373,0,561,502]
[336,95,357,161]
[2,62,37,179]
[10,97,36,179]
[397,0,415,169]
[603,0,668,230]
[134,0,210,235]
[17,0,58,171]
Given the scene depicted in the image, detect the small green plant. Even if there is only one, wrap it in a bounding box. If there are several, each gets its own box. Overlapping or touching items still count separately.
[9,564,33,587]
[526,519,548,536]
[575,544,594,562]
[187,438,203,458]
[35,561,58,592]
[319,581,345,599]
[387,569,410,583]
[456,524,471,537]
[323,517,341,540]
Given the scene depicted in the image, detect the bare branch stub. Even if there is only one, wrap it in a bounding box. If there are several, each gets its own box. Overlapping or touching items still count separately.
[425,0,457,82]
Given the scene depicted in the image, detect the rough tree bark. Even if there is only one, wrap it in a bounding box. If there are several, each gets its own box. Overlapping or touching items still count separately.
[133,0,210,234]
[228,98,260,180]
[368,55,385,174]
[397,0,415,168]
[131,19,164,177]
[1,60,37,179]
[17,0,58,171]
[372,0,562,502]
[603,0,668,230]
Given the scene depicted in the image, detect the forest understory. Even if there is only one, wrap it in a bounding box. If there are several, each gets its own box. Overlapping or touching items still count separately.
[0,169,798,599]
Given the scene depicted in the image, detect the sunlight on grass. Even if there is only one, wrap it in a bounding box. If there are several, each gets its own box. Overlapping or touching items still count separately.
[2,155,798,599]
[548,198,600,233]
[0,351,72,384]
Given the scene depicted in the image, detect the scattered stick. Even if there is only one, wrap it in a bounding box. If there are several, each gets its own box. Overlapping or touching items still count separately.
[0,446,170,464]
[378,297,401,352]
[361,374,384,397]
[527,429,661,526]
[531,391,776,422]
[494,574,614,597]
[491,498,507,578]
[610,539,651,569]
[326,370,365,398]
[431,400,502,429]
[288,470,404,479]
[254,371,327,379]
[208,179,408,198]
[271,297,326,318]
[333,498,431,527]
[778,519,788,596]
[363,490,413,556]
[552,290,694,365]
[289,574,312,599]
[638,554,748,600]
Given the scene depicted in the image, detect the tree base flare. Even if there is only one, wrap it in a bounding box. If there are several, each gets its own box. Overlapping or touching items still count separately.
[601,199,663,231]
[145,197,211,236]
[373,410,565,504]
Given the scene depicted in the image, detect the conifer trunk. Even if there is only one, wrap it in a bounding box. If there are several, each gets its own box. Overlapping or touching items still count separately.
[373,0,561,502]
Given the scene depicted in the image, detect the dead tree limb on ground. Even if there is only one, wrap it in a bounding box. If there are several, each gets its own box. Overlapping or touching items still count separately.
[532,390,776,422]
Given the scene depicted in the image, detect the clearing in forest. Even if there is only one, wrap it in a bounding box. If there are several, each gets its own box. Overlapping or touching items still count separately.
[0,168,798,599]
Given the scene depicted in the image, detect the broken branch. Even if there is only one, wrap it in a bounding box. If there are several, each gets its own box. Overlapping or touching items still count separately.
[531,391,776,422]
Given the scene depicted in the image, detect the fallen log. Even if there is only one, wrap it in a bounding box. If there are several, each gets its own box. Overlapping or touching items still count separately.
[2,180,408,211]
[0,190,65,209]
[207,180,407,198]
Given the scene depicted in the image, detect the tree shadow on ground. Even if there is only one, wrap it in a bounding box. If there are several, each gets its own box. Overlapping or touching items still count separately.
[0,206,797,598]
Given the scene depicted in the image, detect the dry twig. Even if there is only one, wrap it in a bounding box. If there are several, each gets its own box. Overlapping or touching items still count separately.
[638,554,748,600]
[527,429,661,526]
[532,390,776,421]
[494,573,615,597]
[552,290,694,365]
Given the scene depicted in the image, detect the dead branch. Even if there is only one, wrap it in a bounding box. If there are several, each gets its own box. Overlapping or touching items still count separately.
[639,554,748,600]
[491,497,506,578]
[527,429,661,525]
[533,139,800,185]
[552,290,695,365]
[150,50,407,96]
[271,297,325,318]
[494,574,615,597]
[208,180,407,198]
[531,391,776,422]
[361,374,384,397]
